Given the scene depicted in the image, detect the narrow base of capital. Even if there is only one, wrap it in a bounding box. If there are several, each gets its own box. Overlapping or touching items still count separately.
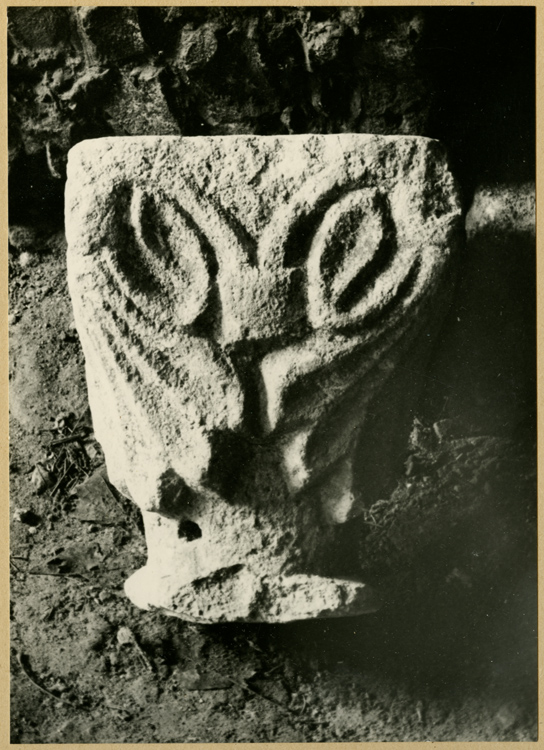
[124,564,381,623]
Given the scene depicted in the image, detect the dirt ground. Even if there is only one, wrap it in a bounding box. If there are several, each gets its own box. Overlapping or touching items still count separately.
[9,232,537,742]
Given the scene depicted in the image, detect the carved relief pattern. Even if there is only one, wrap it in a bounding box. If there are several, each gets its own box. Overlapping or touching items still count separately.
[66,135,462,622]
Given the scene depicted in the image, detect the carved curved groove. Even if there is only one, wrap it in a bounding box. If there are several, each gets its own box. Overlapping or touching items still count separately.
[66,134,462,623]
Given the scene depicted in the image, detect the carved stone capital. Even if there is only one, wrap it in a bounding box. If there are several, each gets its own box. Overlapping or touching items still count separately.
[66,135,462,622]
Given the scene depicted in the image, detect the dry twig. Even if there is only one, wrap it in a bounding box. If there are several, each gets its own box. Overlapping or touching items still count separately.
[50,433,88,447]
[16,651,87,710]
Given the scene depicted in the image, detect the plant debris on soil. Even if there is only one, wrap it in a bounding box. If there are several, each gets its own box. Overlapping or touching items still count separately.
[9,235,537,743]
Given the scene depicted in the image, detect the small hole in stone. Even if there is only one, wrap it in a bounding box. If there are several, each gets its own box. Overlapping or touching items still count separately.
[178,519,202,541]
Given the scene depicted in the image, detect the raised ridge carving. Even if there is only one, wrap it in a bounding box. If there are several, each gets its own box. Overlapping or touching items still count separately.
[66,134,462,622]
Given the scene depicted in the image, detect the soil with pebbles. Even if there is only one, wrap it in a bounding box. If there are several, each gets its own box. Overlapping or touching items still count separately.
[9,234,537,742]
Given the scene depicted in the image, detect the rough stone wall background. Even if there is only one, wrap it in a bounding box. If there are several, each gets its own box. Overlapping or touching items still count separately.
[8,7,534,223]
[8,6,536,433]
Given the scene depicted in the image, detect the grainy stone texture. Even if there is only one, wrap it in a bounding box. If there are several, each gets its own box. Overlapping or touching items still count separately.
[66,134,462,623]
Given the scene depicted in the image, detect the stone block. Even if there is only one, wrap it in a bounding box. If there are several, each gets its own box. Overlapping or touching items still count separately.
[173,23,219,72]
[66,134,462,622]
[104,70,181,137]
[76,7,147,65]
[8,7,73,51]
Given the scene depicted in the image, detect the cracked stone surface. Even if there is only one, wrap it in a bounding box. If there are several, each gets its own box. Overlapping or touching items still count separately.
[66,134,462,623]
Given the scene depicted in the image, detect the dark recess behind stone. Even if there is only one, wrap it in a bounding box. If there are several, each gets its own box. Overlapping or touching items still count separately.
[423,7,535,195]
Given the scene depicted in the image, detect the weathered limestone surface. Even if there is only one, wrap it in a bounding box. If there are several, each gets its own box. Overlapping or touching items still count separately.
[66,135,462,622]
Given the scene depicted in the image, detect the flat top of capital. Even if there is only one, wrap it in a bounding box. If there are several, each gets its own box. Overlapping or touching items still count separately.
[68,132,445,156]
[67,134,455,198]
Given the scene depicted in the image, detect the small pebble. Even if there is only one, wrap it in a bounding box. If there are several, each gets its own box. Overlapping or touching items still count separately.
[117,626,135,646]
[30,464,53,494]
[9,226,38,252]
[50,680,67,693]
[54,412,73,429]
[18,252,35,268]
